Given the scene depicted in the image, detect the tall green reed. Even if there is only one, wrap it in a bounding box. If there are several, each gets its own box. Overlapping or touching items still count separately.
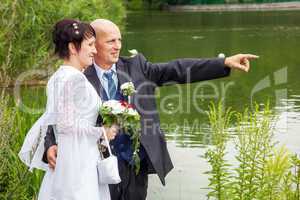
[232,105,275,200]
[0,90,44,200]
[204,102,234,200]
[205,102,300,200]
[291,154,300,199]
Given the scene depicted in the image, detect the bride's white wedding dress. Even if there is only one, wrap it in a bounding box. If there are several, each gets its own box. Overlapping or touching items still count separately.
[19,65,110,200]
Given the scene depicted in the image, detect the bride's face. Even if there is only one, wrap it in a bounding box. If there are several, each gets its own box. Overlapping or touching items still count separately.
[77,37,97,69]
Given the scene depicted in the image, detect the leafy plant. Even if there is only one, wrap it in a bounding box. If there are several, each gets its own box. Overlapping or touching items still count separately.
[0,90,44,200]
[231,105,275,200]
[204,101,234,199]
[205,102,300,200]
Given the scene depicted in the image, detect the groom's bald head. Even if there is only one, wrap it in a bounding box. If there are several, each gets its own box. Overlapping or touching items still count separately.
[90,19,120,39]
[90,19,122,69]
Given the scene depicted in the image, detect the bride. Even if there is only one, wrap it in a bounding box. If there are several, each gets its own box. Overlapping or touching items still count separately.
[19,19,117,200]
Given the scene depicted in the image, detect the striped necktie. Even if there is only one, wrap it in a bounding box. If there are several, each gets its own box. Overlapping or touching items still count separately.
[103,71,117,100]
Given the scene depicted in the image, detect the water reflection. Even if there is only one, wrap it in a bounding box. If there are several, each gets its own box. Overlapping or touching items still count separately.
[274,96,300,154]
[161,92,300,152]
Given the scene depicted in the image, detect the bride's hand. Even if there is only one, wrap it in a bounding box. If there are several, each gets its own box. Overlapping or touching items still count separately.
[104,124,119,140]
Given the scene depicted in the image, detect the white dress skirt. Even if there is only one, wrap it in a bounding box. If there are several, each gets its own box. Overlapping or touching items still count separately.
[19,65,111,200]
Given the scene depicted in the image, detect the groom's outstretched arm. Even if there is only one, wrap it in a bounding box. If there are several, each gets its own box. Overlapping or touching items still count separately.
[138,53,258,86]
[139,54,230,86]
[42,125,57,164]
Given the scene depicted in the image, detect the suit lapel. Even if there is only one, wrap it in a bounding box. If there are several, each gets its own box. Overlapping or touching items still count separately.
[116,58,139,105]
[84,64,108,100]
[116,58,131,87]
[84,60,131,101]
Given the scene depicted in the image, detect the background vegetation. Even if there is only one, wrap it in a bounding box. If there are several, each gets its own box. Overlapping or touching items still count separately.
[0,0,125,199]
[0,0,125,83]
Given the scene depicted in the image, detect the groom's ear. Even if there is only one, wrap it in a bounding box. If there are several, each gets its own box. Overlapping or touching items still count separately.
[68,42,77,56]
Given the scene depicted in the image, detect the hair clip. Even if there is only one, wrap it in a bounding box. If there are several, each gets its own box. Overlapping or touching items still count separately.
[72,22,79,29]
[72,22,79,35]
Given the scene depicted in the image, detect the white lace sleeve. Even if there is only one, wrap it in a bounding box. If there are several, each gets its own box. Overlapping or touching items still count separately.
[19,67,103,171]
[54,73,103,139]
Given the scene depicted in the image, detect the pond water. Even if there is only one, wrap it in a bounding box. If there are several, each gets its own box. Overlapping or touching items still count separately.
[123,11,300,199]
[12,10,300,199]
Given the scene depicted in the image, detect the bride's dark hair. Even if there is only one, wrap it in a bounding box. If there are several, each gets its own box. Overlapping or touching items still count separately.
[52,19,96,59]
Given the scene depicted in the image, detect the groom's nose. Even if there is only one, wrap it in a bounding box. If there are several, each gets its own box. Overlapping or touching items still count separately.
[92,46,97,54]
[113,40,121,51]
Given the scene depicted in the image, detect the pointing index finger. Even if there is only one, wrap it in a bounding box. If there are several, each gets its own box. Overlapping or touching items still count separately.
[243,54,259,59]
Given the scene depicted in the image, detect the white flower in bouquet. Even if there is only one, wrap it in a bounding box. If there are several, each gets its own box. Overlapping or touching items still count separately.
[102,100,126,115]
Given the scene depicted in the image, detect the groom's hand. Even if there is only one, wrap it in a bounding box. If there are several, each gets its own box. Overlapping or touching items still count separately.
[47,145,57,170]
[225,54,259,72]
[104,124,119,140]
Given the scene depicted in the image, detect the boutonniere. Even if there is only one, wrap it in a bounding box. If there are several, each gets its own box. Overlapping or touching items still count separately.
[120,82,136,104]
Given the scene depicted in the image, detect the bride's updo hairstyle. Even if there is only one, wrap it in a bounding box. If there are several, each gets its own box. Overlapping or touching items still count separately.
[52,19,96,59]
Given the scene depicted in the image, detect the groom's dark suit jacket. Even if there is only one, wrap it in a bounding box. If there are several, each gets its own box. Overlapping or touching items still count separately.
[44,53,231,185]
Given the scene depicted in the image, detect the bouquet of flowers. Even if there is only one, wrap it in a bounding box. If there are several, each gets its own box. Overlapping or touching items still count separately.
[99,82,141,174]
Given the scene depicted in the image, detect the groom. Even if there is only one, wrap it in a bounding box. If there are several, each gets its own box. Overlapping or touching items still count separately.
[44,19,258,200]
